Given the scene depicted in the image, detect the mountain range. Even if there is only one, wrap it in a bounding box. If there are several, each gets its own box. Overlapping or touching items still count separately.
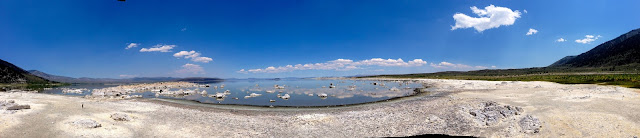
[1,59,223,84]
[0,59,52,84]
[27,70,183,84]
[549,28,640,68]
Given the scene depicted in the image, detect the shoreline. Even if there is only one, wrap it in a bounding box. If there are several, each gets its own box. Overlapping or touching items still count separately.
[2,79,639,137]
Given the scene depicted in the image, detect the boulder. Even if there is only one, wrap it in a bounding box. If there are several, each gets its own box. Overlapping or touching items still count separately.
[519,115,542,133]
[72,119,102,128]
[6,104,30,110]
[110,113,132,121]
[468,102,523,126]
[280,94,290,100]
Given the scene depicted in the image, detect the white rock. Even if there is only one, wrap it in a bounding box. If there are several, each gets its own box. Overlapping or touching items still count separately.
[249,93,262,97]
[72,119,102,128]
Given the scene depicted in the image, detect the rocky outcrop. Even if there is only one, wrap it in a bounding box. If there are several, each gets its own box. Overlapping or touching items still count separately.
[72,119,102,128]
[110,113,132,121]
[468,101,523,126]
[519,115,542,133]
[1,100,31,113]
[457,101,543,135]
[87,82,201,99]
[6,104,30,110]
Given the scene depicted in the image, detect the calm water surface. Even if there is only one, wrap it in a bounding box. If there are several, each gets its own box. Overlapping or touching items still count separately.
[42,79,424,107]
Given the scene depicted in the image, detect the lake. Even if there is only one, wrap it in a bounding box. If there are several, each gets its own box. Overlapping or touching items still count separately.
[41,79,426,107]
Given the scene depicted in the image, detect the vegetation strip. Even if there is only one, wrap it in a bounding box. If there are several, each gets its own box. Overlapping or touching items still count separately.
[365,74,640,88]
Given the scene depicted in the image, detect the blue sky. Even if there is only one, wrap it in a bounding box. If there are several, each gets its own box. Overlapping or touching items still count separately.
[1,0,639,78]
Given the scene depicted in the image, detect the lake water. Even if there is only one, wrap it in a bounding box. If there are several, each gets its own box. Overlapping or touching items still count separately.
[41,79,425,107]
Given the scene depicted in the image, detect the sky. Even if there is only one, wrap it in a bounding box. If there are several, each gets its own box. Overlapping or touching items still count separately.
[1,0,639,79]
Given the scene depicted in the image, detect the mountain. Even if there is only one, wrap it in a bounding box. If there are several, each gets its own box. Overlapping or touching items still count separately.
[0,59,53,84]
[27,70,78,83]
[548,56,576,67]
[28,70,220,84]
[175,77,224,83]
[29,70,180,83]
[549,28,640,68]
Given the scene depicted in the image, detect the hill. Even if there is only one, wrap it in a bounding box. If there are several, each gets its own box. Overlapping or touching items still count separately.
[362,28,640,88]
[174,77,224,83]
[28,70,181,84]
[549,28,640,68]
[0,59,53,84]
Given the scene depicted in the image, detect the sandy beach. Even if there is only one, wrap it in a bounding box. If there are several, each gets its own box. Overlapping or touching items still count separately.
[1,79,640,137]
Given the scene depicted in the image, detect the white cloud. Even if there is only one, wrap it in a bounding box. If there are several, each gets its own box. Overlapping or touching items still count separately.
[238,58,427,73]
[451,5,522,32]
[181,28,187,31]
[125,43,139,50]
[430,62,492,70]
[173,51,196,57]
[119,74,137,78]
[526,28,538,35]
[575,35,602,44]
[192,57,213,63]
[140,44,176,52]
[523,9,528,13]
[237,69,248,74]
[556,38,566,42]
[173,50,213,63]
[176,63,205,74]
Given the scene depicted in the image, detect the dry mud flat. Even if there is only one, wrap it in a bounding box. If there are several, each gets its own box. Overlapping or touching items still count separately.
[1,79,640,137]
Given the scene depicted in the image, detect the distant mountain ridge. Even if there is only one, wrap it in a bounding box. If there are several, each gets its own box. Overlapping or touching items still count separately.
[549,28,640,68]
[175,77,224,83]
[0,59,53,84]
[28,70,222,83]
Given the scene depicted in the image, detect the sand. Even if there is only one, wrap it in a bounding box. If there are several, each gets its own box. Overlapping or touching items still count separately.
[1,79,639,137]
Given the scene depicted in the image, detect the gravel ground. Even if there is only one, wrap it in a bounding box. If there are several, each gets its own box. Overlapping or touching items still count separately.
[1,79,639,138]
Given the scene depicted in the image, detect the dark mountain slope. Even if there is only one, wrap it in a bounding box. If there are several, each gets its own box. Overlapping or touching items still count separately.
[549,28,640,67]
[0,59,52,84]
[548,56,576,67]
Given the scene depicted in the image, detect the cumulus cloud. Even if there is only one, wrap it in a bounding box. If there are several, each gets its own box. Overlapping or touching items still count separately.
[173,51,197,58]
[238,58,427,73]
[119,74,137,78]
[140,44,176,52]
[556,38,566,42]
[430,62,494,70]
[192,57,213,63]
[173,50,213,63]
[526,28,538,35]
[451,5,522,32]
[575,35,602,44]
[237,69,248,74]
[176,63,205,74]
[125,43,139,50]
